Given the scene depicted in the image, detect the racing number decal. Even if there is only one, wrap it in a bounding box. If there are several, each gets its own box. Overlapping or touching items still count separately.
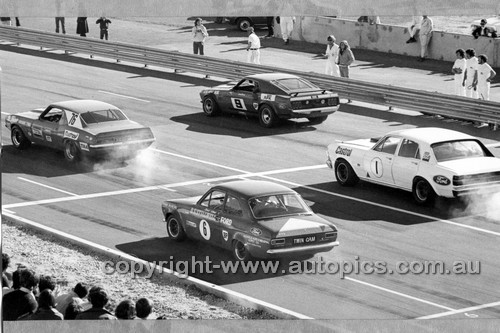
[370,157,383,178]
[68,112,78,126]
[231,98,247,111]
[199,220,211,240]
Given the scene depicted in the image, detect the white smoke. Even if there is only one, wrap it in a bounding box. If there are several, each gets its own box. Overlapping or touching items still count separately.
[458,191,500,222]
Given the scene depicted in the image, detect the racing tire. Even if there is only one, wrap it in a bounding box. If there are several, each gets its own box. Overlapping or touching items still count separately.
[11,126,31,150]
[232,240,252,261]
[334,159,359,186]
[237,18,252,31]
[308,115,328,125]
[166,215,187,241]
[202,96,220,117]
[412,178,436,205]
[259,105,278,128]
[64,140,81,163]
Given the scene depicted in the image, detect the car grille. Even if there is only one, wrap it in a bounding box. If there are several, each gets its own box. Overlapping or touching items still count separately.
[291,97,339,110]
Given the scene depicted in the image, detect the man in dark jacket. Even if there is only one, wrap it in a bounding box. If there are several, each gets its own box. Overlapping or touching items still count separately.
[2,268,39,320]
[76,17,89,37]
[472,19,497,38]
[75,286,116,320]
[96,16,112,40]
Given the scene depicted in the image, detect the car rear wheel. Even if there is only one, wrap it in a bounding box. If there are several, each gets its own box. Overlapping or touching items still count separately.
[259,105,277,128]
[308,115,328,125]
[334,159,359,186]
[11,126,31,150]
[237,18,252,31]
[412,178,436,205]
[232,240,252,261]
[202,96,220,117]
[64,140,80,162]
[166,215,187,241]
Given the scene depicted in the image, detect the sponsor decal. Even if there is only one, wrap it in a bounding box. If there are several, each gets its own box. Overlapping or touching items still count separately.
[252,103,259,110]
[79,142,89,151]
[199,220,211,240]
[222,230,229,242]
[433,175,451,186]
[45,135,52,142]
[32,128,43,137]
[293,236,316,244]
[63,130,79,140]
[220,217,232,226]
[186,221,197,228]
[422,152,431,162]
[243,235,267,247]
[335,146,352,156]
[190,208,217,221]
[260,93,276,101]
[250,227,262,236]
[214,91,219,95]
[163,203,177,210]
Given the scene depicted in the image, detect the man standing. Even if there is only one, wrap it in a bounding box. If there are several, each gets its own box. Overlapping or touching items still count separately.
[473,54,496,101]
[280,16,295,45]
[55,17,66,33]
[463,49,479,99]
[246,27,261,64]
[451,49,466,96]
[418,15,433,61]
[96,16,112,40]
[266,16,274,38]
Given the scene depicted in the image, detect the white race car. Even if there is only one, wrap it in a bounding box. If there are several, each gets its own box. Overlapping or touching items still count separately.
[326,128,500,205]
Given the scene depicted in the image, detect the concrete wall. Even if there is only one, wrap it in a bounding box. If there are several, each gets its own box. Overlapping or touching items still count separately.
[276,16,500,67]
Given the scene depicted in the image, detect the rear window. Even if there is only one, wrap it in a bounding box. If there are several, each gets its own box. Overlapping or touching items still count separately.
[432,140,488,162]
[271,78,318,92]
[80,109,127,124]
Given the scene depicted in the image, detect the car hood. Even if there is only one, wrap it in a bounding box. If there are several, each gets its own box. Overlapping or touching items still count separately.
[166,197,200,207]
[85,120,149,135]
[438,157,500,174]
[258,215,336,237]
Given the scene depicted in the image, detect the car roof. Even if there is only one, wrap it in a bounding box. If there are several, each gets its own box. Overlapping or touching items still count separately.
[245,73,301,82]
[386,127,474,145]
[214,180,295,198]
[50,100,119,113]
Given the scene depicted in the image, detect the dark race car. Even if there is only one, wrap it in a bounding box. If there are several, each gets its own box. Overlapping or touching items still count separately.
[5,100,156,162]
[200,73,340,128]
[225,16,269,31]
[161,180,339,261]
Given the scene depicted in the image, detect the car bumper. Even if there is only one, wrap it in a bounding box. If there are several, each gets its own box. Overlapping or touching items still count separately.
[266,241,339,256]
[84,139,155,158]
[452,183,500,197]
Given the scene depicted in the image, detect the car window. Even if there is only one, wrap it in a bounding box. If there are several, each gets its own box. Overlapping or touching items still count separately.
[223,195,243,216]
[249,193,310,219]
[398,139,420,159]
[272,78,317,91]
[373,136,402,155]
[432,140,487,162]
[200,190,226,212]
[233,79,256,92]
[41,107,64,123]
[80,109,127,124]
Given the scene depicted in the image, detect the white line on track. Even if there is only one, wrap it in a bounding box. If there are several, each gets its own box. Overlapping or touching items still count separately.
[416,300,500,319]
[98,90,150,103]
[18,177,79,196]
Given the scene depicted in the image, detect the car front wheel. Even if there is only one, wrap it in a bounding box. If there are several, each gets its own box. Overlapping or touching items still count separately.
[237,18,252,31]
[11,126,31,150]
[412,178,436,205]
[202,96,220,117]
[335,159,359,186]
[166,215,186,241]
[232,240,252,261]
[259,105,277,128]
[64,140,80,162]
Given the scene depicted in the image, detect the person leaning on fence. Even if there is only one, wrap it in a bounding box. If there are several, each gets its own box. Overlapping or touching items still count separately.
[472,19,497,39]
[192,18,209,55]
[473,54,496,101]
[406,16,420,43]
[96,16,112,40]
[418,15,433,61]
[246,27,261,64]
[463,48,479,99]
[324,35,340,77]
[452,48,466,96]
[76,17,89,37]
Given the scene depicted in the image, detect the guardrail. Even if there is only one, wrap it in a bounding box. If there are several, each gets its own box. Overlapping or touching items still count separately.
[1,26,499,128]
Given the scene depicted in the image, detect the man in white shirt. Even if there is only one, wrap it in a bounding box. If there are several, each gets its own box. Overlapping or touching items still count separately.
[280,16,295,45]
[246,27,261,64]
[463,49,479,99]
[418,15,433,61]
[473,54,496,101]
[451,49,466,96]
[324,35,340,77]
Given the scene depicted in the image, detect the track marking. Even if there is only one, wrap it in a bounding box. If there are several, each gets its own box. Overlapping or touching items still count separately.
[345,277,455,312]
[98,90,150,103]
[416,300,500,319]
[18,177,78,196]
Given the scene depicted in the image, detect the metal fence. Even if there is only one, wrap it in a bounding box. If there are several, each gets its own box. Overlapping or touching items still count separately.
[0,26,499,127]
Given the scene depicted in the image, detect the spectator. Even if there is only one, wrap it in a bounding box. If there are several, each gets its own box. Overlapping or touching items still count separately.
[135,297,154,319]
[406,16,420,43]
[38,275,56,294]
[2,253,12,290]
[0,17,11,26]
[115,299,136,319]
[357,16,380,25]
[473,54,496,101]
[192,17,208,55]
[75,286,116,320]
[472,19,497,38]
[246,27,261,64]
[324,35,340,77]
[418,15,433,61]
[15,17,20,27]
[266,16,275,38]
[452,48,466,96]
[2,268,39,321]
[55,17,66,33]
[338,40,355,78]
[25,289,64,320]
[55,282,89,315]
[96,16,112,40]
[280,16,295,45]
[463,48,479,99]
[64,299,84,320]
[76,17,88,37]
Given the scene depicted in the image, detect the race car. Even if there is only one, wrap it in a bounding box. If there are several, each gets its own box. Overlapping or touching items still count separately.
[326,127,500,205]
[161,180,339,261]
[5,100,156,162]
[200,73,340,128]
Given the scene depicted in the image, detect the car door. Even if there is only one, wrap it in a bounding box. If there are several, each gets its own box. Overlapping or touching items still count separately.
[227,79,260,115]
[217,193,245,250]
[192,189,226,245]
[363,136,402,185]
[31,107,66,149]
[392,139,421,190]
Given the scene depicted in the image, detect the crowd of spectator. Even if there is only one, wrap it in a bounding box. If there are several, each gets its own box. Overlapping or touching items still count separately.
[2,253,157,321]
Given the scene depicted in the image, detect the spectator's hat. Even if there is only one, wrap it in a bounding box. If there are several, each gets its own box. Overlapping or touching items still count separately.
[480,19,487,25]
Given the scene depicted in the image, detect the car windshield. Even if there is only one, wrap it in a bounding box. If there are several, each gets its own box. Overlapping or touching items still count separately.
[249,193,311,219]
[80,109,127,125]
[271,78,318,92]
[432,140,488,162]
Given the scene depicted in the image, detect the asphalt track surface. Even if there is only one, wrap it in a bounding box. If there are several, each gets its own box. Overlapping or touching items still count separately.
[1,18,500,325]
